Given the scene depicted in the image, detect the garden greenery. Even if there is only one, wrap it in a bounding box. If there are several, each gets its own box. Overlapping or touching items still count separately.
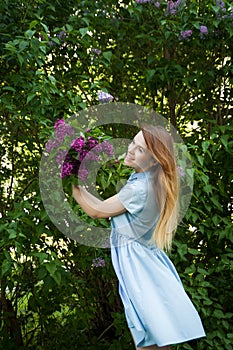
[0,0,232,349]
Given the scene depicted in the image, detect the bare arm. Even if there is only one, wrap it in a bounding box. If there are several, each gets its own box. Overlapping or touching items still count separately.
[72,185,126,219]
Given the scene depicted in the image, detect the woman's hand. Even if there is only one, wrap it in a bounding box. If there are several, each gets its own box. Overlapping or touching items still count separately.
[72,184,80,197]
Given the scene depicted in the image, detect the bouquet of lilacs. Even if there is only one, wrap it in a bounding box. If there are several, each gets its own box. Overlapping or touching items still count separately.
[45,119,114,182]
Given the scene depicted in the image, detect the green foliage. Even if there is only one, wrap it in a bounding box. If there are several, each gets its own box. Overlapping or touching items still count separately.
[0,0,232,349]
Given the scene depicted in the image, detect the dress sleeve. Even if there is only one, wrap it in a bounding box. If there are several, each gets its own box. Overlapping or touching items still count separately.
[117,180,147,215]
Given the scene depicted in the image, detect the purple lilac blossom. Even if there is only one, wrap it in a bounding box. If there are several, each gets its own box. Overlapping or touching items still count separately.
[56,124,74,142]
[57,31,66,41]
[179,30,192,40]
[91,48,102,55]
[165,1,176,15]
[92,257,106,267]
[83,151,99,162]
[98,91,114,104]
[79,149,89,162]
[216,0,226,10]
[135,0,152,3]
[45,139,54,153]
[78,167,89,181]
[71,136,86,152]
[165,0,184,15]
[177,166,185,177]
[200,25,208,34]
[54,119,65,129]
[56,150,68,165]
[101,141,114,157]
[46,120,75,153]
[53,119,75,145]
[154,1,160,7]
[87,136,99,149]
[61,161,74,178]
[200,25,208,39]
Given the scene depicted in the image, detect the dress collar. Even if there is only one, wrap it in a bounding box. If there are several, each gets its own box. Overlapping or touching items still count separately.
[128,171,152,181]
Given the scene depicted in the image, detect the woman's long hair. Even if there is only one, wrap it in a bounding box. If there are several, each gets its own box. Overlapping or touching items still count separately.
[142,125,179,251]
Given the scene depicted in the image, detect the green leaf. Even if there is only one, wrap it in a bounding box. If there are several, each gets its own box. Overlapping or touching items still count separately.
[103,51,112,62]
[25,29,36,39]
[146,69,156,82]
[52,270,62,285]
[1,259,12,277]
[79,27,88,38]
[27,93,36,103]
[202,140,211,152]
[19,40,28,51]
[29,20,39,29]
[45,260,57,275]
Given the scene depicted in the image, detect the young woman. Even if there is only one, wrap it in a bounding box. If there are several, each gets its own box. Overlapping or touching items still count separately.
[72,125,206,349]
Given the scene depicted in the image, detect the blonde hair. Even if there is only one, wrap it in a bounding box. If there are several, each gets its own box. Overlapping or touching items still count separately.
[142,125,179,251]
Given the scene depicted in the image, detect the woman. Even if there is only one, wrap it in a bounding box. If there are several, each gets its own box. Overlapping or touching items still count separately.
[72,125,206,349]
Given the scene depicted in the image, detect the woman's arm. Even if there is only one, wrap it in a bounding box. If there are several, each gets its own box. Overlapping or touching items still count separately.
[72,185,126,219]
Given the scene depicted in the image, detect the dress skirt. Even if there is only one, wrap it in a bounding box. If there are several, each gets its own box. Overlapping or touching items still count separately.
[111,239,206,347]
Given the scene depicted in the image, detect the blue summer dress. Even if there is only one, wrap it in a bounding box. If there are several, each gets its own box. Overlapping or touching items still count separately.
[110,171,206,348]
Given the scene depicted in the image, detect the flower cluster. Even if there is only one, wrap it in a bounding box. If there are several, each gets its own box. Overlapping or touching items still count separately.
[200,25,208,38]
[45,119,75,153]
[135,0,161,7]
[46,119,114,181]
[91,48,102,55]
[135,0,152,3]
[98,91,114,104]
[92,257,106,268]
[165,0,184,16]
[216,0,226,11]
[179,29,192,40]
[215,0,233,20]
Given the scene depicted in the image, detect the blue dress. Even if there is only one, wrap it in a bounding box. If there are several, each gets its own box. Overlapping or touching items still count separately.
[110,171,206,347]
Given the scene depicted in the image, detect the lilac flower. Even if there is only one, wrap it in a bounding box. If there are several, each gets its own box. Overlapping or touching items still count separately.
[154,1,161,7]
[92,144,103,153]
[98,91,114,104]
[56,150,68,165]
[54,119,75,145]
[45,139,54,153]
[200,25,208,34]
[166,1,176,15]
[100,141,114,157]
[78,167,89,181]
[83,151,99,162]
[49,40,56,47]
[177,166,185,177]
[91,48,102,55]
[79,149,88,162]
[87,136,99,149]
[135,0,152,3]
[71,136,85,153]
[92,257,106,268]
[216,0,226,10]
[200,25,208,39]
[165,0,184,15]
[61,161,74,178]
[54,119,65,130]
[57,30,66,41]
[48,119,115,181]
[179,30,192,40]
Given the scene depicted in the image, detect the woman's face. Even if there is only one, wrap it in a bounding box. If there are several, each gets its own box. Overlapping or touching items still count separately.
[124,131,155,172]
